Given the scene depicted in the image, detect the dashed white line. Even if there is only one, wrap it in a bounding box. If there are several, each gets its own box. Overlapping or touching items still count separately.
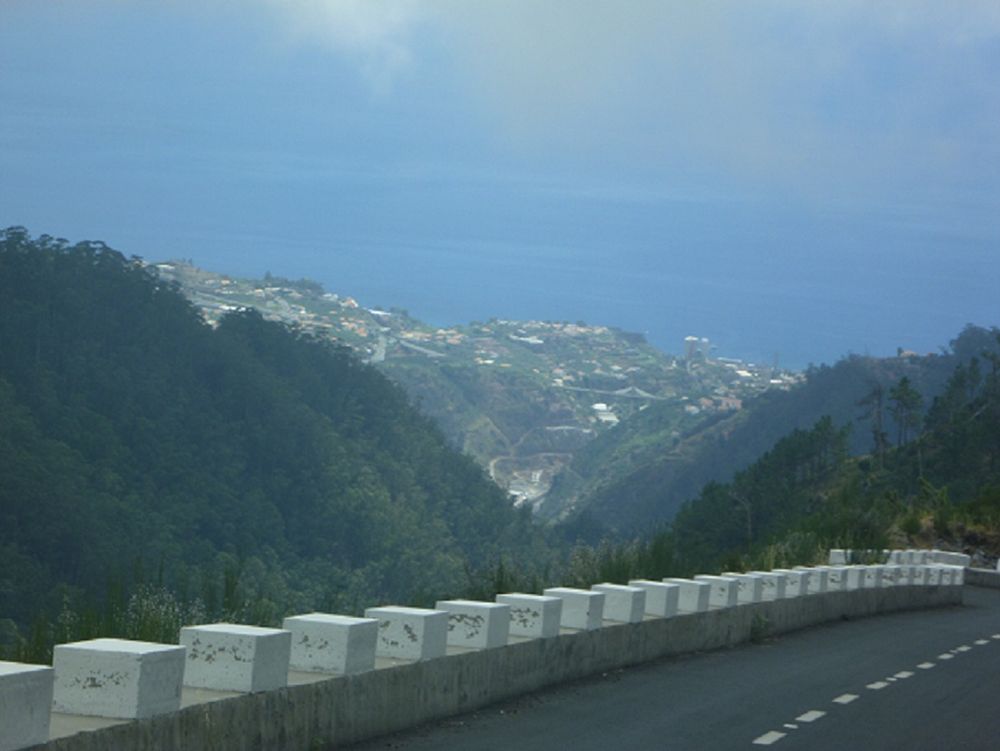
[753,731,787,745]
[894,671,914,679]
[783,723,799,730]
[974,639,989,645]
[867,681,890,690]
[832,693,859,705]
[991,634,1000,640]
[955,645,971,652]
[938,653,954,660]
[886,677,897,682]
[917,662,935,669]
[796,710,826,723]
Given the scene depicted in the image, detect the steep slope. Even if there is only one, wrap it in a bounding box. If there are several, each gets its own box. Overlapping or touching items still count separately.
[0,228,541,627]
[156,260,794,507]
[582,345,1000,582]
[673,337,1000,570]
[557,325,1000,539]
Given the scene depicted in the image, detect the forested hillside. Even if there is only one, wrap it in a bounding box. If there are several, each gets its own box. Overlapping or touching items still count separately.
[581,338,1000,582]
[558,326,1000,539]
[0,228,546,639]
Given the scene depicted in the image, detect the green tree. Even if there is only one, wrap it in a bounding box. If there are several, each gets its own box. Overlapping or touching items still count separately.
[888,376,924,447]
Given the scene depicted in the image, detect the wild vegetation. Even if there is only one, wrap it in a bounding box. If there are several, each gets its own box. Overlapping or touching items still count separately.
[571,334,1000,583]
[0,228,550,659]
[559,326,1000,539]
[2,227,997,666]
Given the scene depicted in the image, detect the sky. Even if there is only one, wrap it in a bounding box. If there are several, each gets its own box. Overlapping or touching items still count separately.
[1,1,998,368]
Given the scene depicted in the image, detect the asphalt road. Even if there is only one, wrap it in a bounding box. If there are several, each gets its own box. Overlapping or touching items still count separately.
[347,587,1000,751]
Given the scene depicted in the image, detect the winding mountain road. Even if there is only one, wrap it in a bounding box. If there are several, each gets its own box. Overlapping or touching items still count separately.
[348,586,1000,750]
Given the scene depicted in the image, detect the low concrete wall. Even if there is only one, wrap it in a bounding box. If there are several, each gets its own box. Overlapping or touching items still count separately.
[33,584,960,751]
[965,568,1000,589]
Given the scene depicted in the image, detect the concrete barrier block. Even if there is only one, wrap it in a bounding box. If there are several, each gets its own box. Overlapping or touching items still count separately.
[926,565,942,585]
[817,566,838,590]
[282,613,377,675]
[862,565,884,588]
[895,564,912,585]
[881,564,902,586]
[817,566,846,591]
[910,565,928,585]
[938,566,953,586]
[364,607,448,661]
[878,565,895,587]
[693,575,739,609]
[747,571,787,600]
[929,550,971,567]
[663,578,711,613]
[940,565,965,585]
[591,584,646,623]
[435,600,510,649]
[722,572,765,603]
[843,566,864,590]
[828,549,848,565]
[496,594,562,639]
[180,624,290,693]
[543,588,605,631]
[0,661,53,751]
[772,569,809,597]
[628,580,680,617]
[52,638,185,720]
[795,566,828,594]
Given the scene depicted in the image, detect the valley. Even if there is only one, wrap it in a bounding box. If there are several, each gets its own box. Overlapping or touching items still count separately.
[155,260,801,509]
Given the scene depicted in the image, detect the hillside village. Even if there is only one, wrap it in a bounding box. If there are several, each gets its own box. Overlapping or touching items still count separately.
[154,260,802,505]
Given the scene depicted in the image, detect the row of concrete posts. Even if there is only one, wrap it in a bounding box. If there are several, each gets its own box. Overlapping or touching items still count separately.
[828,547,972,567]
[0,553,969,751]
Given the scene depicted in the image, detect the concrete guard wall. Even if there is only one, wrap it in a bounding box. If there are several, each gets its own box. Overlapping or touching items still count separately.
[32,585,960,751]
[965,568,1000,589]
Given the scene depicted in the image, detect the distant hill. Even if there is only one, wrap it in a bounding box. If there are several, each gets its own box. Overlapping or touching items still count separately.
[577,338,1000,582]
[554,325,1000,540]
[155,259,797,508]
[0,228,544,630]
[669,328,1000,572]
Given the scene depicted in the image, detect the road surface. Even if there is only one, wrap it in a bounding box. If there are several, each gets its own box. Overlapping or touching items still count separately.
[347,586,1000,750]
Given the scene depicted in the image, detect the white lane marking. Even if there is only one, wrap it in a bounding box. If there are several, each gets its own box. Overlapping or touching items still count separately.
[753,731,787,745]
[833,693,859,705]
[917,662,935,669]
[956,645,971,652]
[796,710,826,723]
[867,681,890,690]
[894,671,914,679]
[992,634,1000,640]
[783,723,799,730]
[974,639,989,645]
[886,677,897,682]
[938,653,954,660]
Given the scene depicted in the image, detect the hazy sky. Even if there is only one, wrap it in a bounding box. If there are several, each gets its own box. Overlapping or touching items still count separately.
[1,1,998,366]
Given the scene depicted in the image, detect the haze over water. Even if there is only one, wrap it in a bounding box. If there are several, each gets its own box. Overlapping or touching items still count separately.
[2,2,998,369]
